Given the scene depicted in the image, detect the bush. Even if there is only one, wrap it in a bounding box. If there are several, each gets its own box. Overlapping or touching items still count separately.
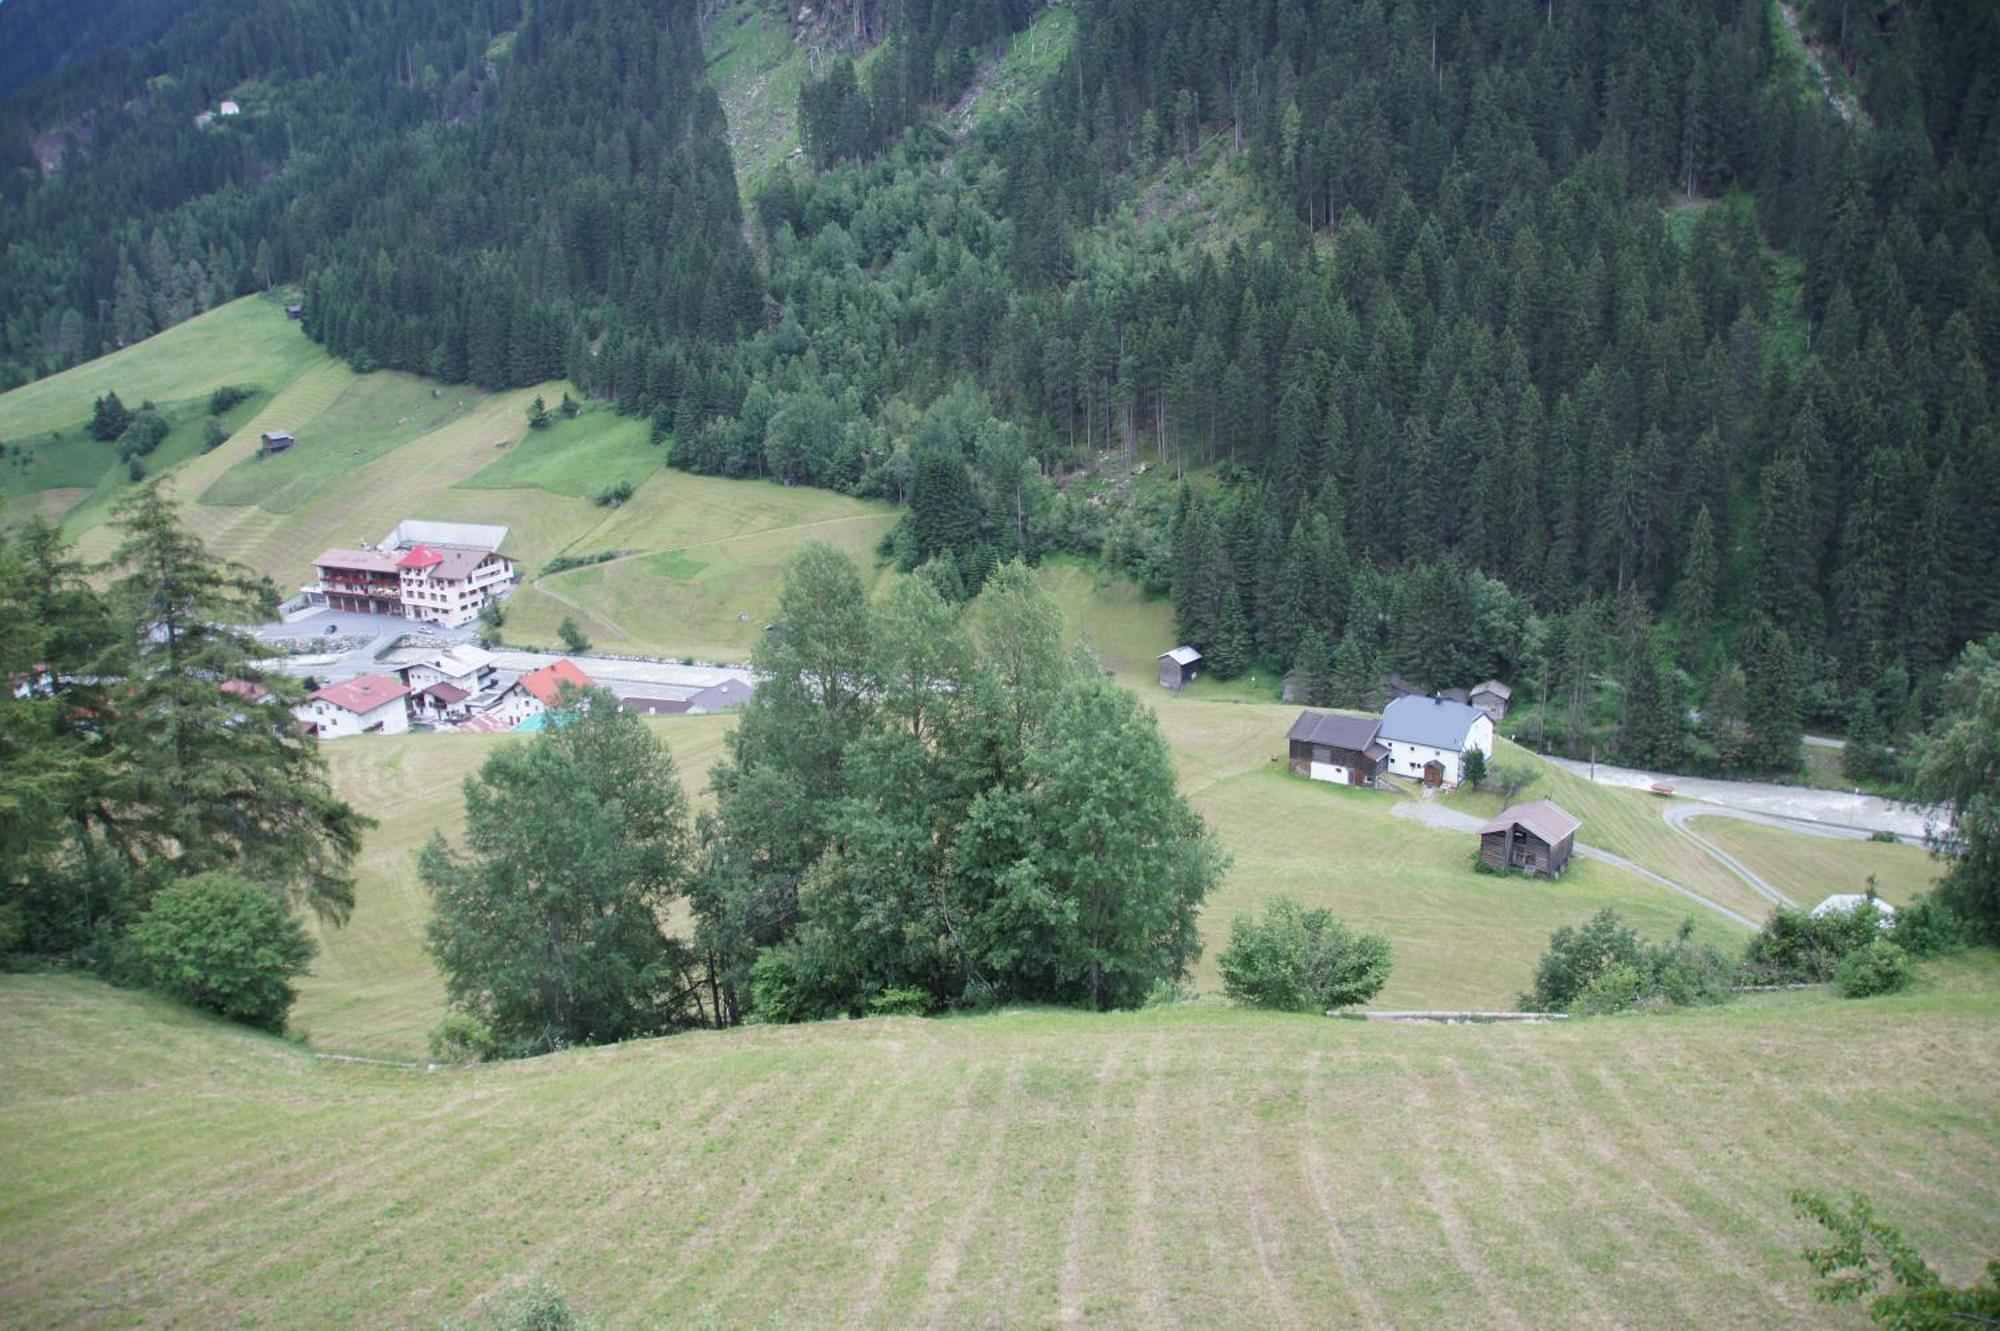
[1481,761,1537,804]
[129,872,316,1031]
[556,616,590,654]
[750,945,805,1024]
[428,1011,495,1061]
[1835,939,1914,998]
[1572,962,1647,1015]
[1525,910,1736,1013]
[1461,746,1487,788]
[201,417,228,451]
[118,408,170,458]
[207,384,252,415]
[867,986,930,1017]
[1890,893,1968,958]
[593,479,634,507]
[1219,895,1392,1012]
[1743,900,1888,984]
[450,1276,598,1331]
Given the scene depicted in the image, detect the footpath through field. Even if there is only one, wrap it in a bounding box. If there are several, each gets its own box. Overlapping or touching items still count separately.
[1393,800,1763,930]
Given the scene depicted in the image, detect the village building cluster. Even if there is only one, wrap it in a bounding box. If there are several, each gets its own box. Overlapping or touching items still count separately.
[290,650,755,740]
[309,520,518,628]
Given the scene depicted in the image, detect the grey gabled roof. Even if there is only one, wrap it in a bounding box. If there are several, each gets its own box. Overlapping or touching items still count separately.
[1160,646,1202,666]
[1479,799,1581,846]
[1286,709,1381,751]
[1472,679,1513,700]
[1377,695,1486,750]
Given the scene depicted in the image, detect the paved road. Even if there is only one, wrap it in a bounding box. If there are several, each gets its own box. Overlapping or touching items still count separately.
[1392,800,1762,929]
[1542,755,1943,840]
[254,609,472,682]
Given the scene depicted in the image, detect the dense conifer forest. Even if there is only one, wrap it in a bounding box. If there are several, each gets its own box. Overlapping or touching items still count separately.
[3,0,1998,775]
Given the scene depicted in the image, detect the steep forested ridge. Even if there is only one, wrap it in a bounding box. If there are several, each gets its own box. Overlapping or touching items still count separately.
[688,0,1998,773]
[5,0,1998,776]
[0,0,756,393]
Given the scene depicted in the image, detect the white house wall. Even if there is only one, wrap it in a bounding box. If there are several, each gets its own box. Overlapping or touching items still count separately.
[1381,715,1493,786]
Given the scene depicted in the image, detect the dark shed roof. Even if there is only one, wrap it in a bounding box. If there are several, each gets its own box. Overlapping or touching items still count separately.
[1286,709,1382,751]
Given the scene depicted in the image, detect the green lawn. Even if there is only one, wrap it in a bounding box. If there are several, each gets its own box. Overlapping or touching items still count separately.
[3,961,1995,1328]
[0,295,323,445]
[198,371,477,511]
[1693,817,1941,909]
[298,695,1761,1061]
[456,409,661,500]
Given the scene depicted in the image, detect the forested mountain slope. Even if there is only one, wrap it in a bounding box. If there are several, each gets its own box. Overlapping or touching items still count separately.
[669,0,1999,777]
[5,0,1998,776]
[0,0,756,395]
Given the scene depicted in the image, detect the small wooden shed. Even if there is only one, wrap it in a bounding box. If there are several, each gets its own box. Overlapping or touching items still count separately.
[1478,799,1581,877]
[1158,645,1202,691]
[259,430,295,456]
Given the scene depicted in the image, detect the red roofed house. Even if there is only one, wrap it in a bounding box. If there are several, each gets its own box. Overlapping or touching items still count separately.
[486,659,594,729]
[307,520,517,626]
[396,543,515,627]
[294,674,411,739]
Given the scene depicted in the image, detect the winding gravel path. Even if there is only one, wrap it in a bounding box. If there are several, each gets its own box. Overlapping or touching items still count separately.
[1391,801,1762,930]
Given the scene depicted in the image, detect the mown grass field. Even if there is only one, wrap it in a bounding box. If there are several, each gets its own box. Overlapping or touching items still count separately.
[1694,817,1941,908]
[297,719,736,1056]
[3,962,1996,1328]
[0,295,321,445]
[301,691,1760,1061]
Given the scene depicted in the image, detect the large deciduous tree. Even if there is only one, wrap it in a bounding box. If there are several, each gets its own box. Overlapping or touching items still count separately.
[421,686,698,1054]
[1913,636,2000,942]
[696,547,1224,1021]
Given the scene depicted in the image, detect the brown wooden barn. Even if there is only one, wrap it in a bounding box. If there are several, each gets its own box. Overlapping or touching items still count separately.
[1286,709,1388,787]
[1478,800,1581,876]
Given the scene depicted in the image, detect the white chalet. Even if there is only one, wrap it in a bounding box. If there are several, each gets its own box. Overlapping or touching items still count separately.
[398,645,499,721]
[1375,694,1494,788]
[295,674,410,739]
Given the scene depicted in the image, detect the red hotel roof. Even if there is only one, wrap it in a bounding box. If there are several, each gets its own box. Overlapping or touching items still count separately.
[308,674,409,714]
[517,659,592,706]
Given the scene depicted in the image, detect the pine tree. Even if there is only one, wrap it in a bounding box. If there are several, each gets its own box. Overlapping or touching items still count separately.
[96,487,370,921]
[1672,503,1719,669]
[1209,586,1252,679]
[1742,618,1803,774]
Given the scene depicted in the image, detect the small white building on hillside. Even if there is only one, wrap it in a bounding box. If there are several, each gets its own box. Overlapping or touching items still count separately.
[1812,894,1897,928]
[1376,695,1494,788]
[295,674,410,739]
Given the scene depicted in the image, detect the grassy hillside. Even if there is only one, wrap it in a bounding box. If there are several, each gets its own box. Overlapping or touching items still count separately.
[0,296,325,526]
[3,965,1995,1327]
[303,691,1760,1060]
[1694,818,1940,908]
[0,295,321,444]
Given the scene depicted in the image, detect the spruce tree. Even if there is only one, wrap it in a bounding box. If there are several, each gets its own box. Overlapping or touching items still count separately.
[1208,586,1252,680]
[1742,618,1804,774]
[96,487,369,922]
